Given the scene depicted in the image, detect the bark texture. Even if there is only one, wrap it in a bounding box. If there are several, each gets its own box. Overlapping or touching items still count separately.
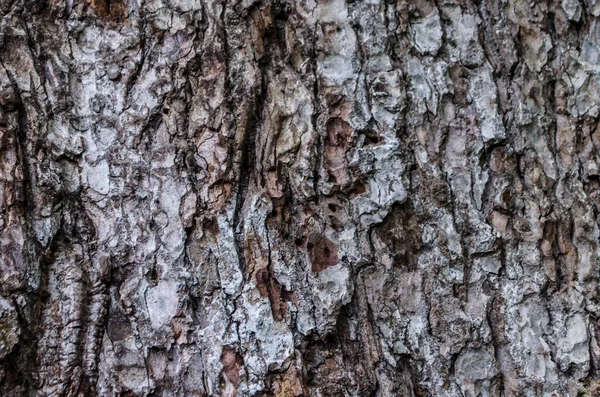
[1,0,600,396]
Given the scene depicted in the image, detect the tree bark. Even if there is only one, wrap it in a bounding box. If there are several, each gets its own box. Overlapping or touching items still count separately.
[1,0,600,395]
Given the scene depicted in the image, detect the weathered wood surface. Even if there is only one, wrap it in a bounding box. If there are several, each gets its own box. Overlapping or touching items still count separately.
[1,0,600,396]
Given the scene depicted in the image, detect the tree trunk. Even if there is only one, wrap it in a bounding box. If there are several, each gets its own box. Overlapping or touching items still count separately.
[1,0,599,395]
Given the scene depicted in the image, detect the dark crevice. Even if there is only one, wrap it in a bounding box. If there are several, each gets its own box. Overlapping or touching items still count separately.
[124,16,148,105]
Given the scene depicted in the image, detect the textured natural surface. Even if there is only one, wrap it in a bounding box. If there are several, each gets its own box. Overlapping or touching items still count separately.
[2,0,600,396]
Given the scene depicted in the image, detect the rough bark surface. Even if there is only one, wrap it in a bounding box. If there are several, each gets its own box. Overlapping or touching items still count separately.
[1,0,600,396]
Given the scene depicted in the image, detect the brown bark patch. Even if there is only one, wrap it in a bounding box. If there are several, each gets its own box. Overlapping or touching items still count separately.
[307,236,338,272]
[255,267,286,322]
[220,346,243,390]
[107,304,133,342]
[373,201,422,271]
[256,267,270,298]
[88,0,128,23]
[119,390,139,397]
[347,180,366,196]
[202,217,220,237]
[272,363,306,397]
[324,118,353,186]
